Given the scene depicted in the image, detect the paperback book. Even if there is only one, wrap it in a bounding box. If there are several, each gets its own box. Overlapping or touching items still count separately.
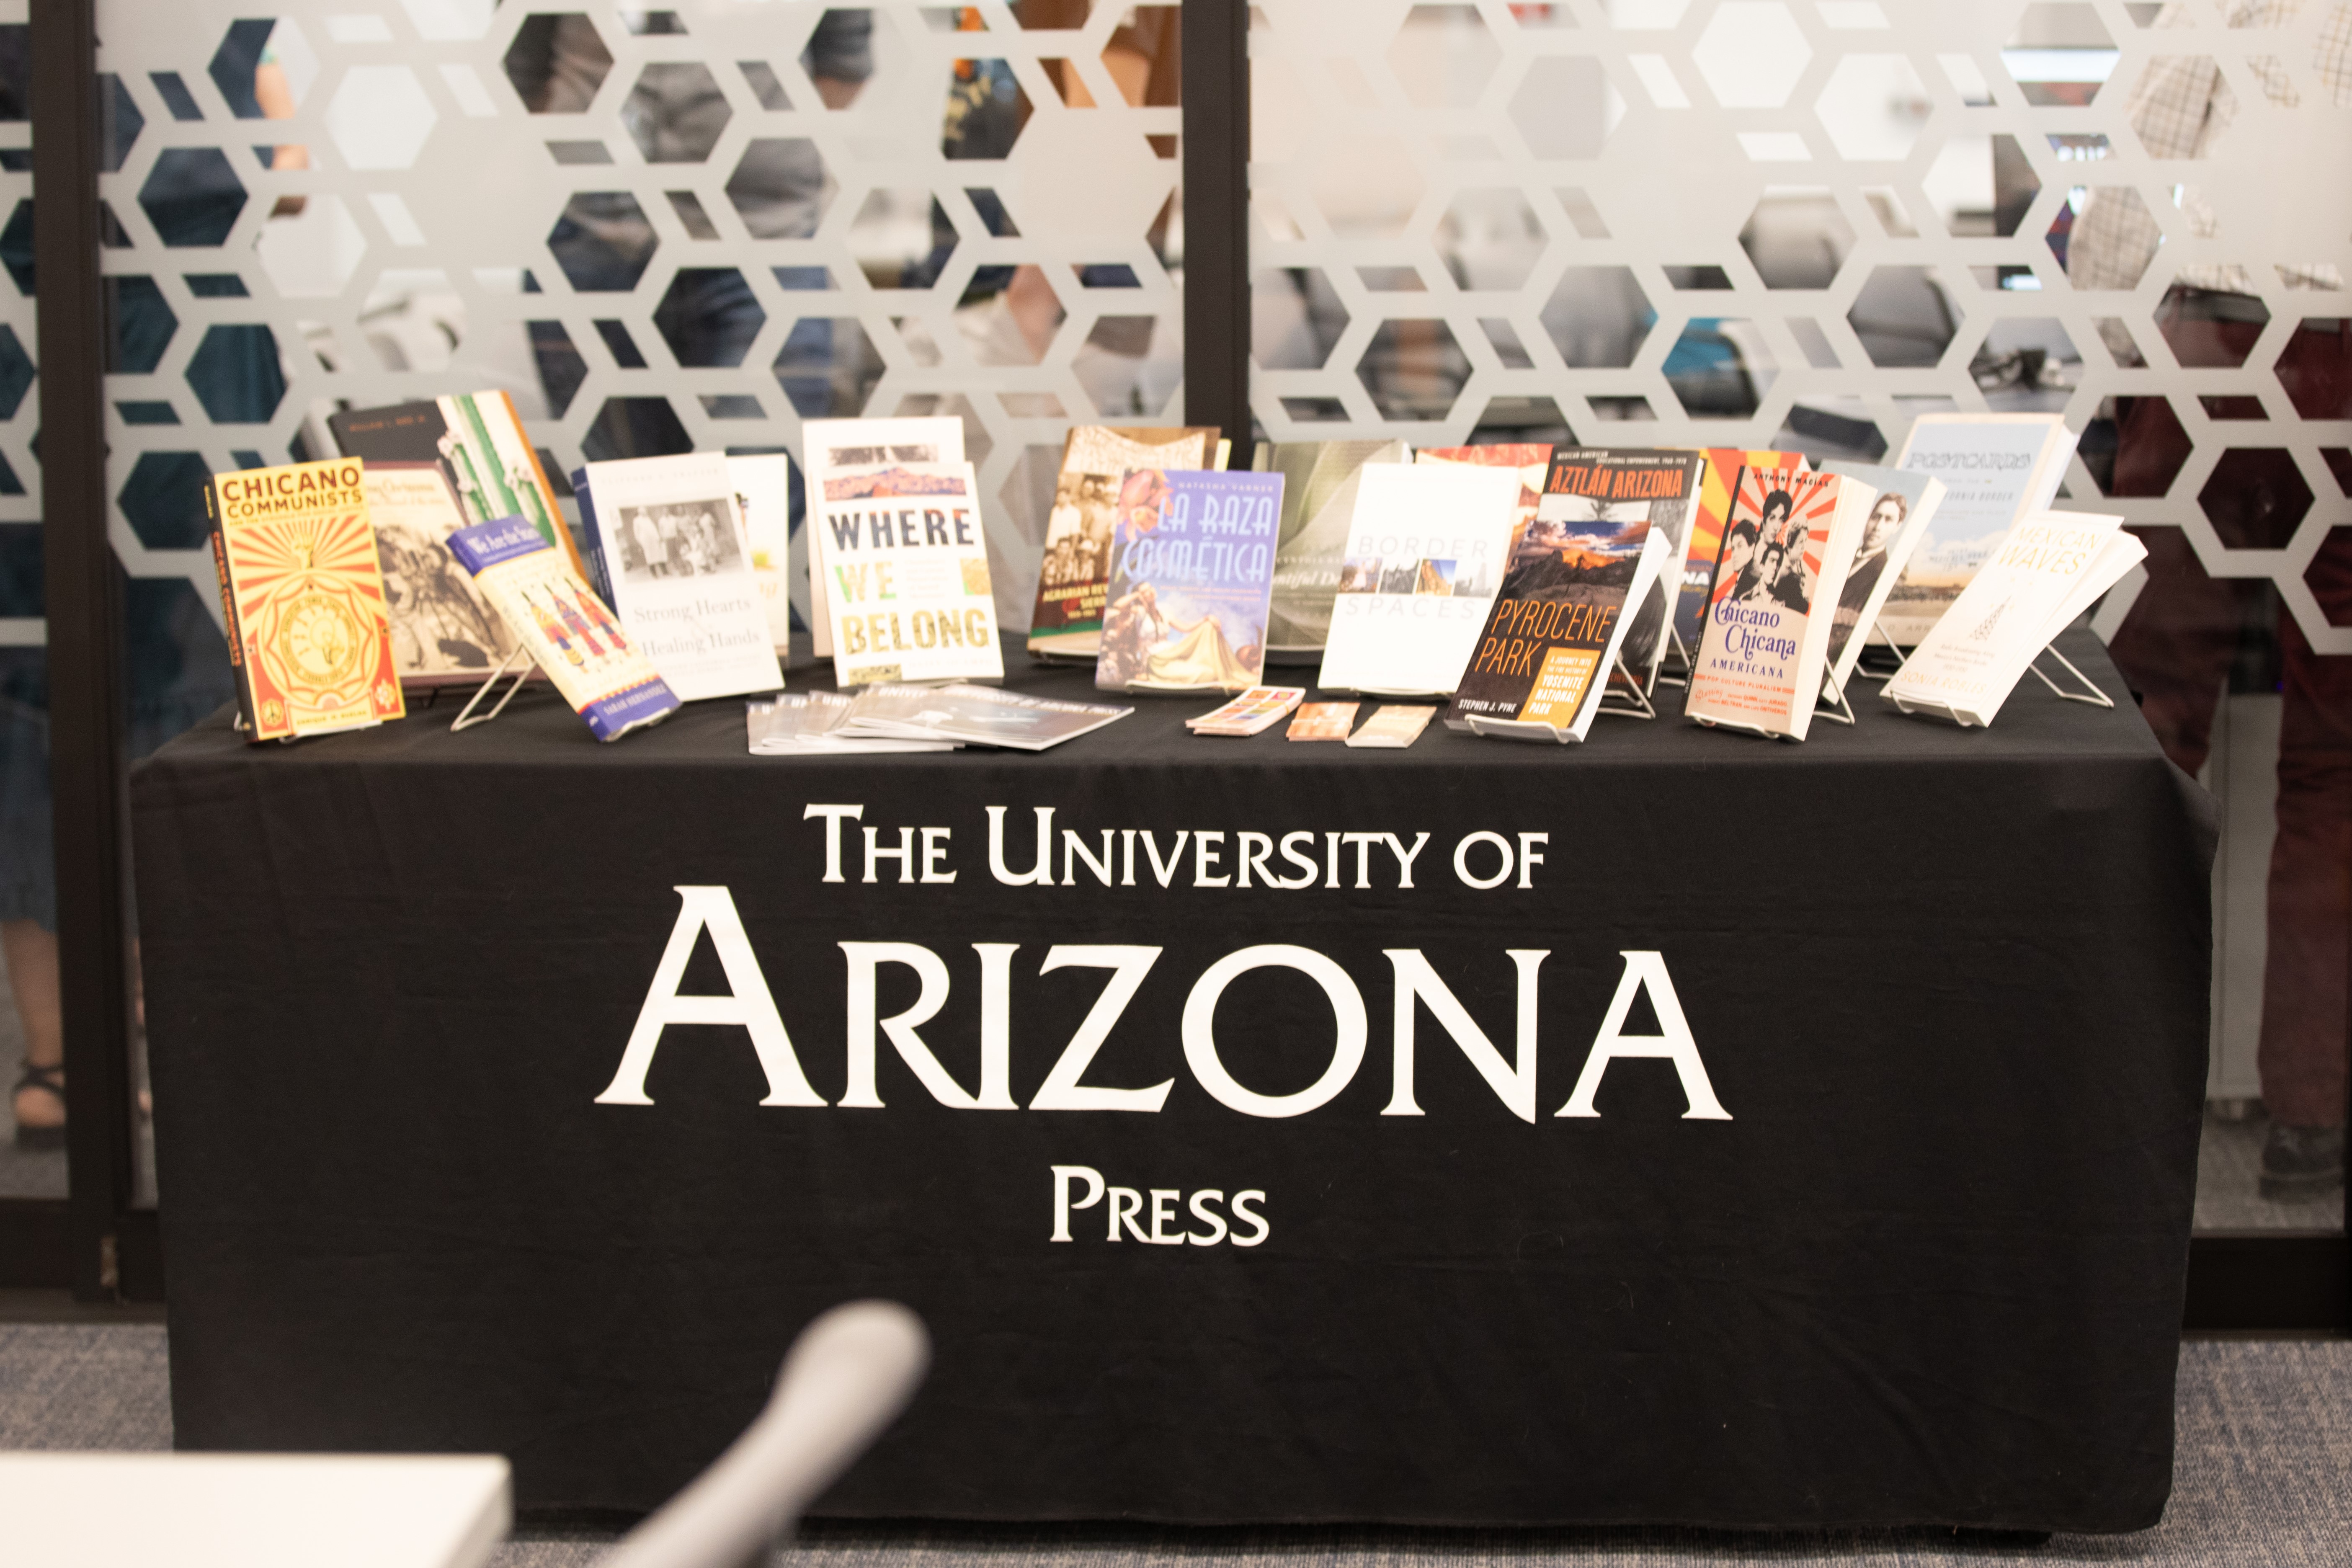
[1817,460,1945,698]
[1682,466,1875,741]
[330,393,581,575]
[1287,702,1358,741]
[445,517,680,742]
[1445,501,1675,743]
[1259,440,1409,655]
[1189,687,1305,736]
[1415,444,1552,558]
[1346,704,1437,748]
[815,460,1004,686]
[1883,511,2146,727]
[1542,449,1706,695]
[729,454,798,650]
[578,452,784,701]
[1029,425,1219,659]
[837,682,1131,750]
[1878,413,2077,645]
[804,416,966,659]
[362,461,518,687]
[1096,469,1286,694]
[206,457,407,742]
[1315,462,1522,695]
[1675,449,1808,664]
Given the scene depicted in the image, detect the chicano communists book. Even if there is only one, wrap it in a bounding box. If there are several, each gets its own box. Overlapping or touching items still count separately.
[1029,425,1219,660]
[206,457,406,743]
[446,517,680,742]
[1683,466,1873,741]
[815,459,1003,687]
[1445,477,1674,743]
[1097,469,1286,694]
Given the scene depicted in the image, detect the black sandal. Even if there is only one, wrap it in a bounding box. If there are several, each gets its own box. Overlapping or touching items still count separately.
[12,1062,62,1150]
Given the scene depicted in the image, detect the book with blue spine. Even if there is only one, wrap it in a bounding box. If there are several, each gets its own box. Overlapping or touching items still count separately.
[1095,469,1286,694]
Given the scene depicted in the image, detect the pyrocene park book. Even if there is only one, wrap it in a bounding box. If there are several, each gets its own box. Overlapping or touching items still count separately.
[1259,440,1408,657]
[1097,469,1287,694]
[815,459,1004,687]
[1883,511,2146,727]
[1316,462,1520,696]
[446,517,680,741]
[1877,413,2076,645]
[206,456,406,742]
[578,452,784,702]
[361,461,519,688]
[1444,487,1675,743]
[329,393,583,575]
[804,416,965,660]
[1816,460,1944,699]
[1683,466,1876,742]
[1029,425,1219,660]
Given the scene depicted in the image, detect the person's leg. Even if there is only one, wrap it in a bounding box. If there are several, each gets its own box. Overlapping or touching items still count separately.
[5,918,61,1134]
[2104,526,2246,776]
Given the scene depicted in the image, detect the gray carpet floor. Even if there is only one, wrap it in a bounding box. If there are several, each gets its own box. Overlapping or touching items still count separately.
[0,1324,2345,1565]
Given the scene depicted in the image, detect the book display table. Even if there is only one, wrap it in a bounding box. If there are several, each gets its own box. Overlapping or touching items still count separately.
[132,631,2212,1533]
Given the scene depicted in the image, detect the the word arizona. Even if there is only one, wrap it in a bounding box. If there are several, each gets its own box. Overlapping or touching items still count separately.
[594,885,1731,1123]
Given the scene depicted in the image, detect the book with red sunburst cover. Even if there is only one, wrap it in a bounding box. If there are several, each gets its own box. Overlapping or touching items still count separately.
[206,457,406,742]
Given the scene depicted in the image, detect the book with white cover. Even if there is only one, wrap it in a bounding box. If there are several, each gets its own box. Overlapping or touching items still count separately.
[814,461,1004,687]
[729,454,797,650]
[1683,466,1874,742]
[1883,512,2146,727]
[1315,464,1520,695]
[578,452,783,701]
[805,417,966,658]
[1877,414,2076,645]
[838,682,1131,750]
[1259,439,1411,655]
[1817,460,1944,698]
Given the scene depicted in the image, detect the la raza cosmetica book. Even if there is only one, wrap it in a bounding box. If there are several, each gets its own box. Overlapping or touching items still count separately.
[1877,413,2076,645]
[329,392,583,576]
[361,461,520,688]
[445,517,680,741]
[1097,469,1286,694]
[206,457,406,742]
[1682,466,1875,741]
[1444,477,1675,743]
[804,416,965,660]
[1029,425,1218,660]
[1315,462,1521,696]
[816,460,1004,687]
[578,452,783,701]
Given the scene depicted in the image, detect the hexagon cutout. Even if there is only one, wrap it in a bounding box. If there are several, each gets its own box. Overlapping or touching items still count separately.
[119,451,215,550]
[1815,54,1932,161]
[2002,3,2115,106]
[1666,319,1767,419]
[627,62,730,162]
[1387,5,1501,110]
[2099,396,2192,496]
[506,15,613,112]
[256,193,366,298]
[1542,266,1655,368]
[1739,191,1854,289]
[105,277,175,374]
[0,202,29,294]
[1308,133,1425,240]
[1357,318,1469,421]
[1692,3,1813,109]
[2310,528,2352,627]
[548,192,658,291]
[1441,188,1545,291]
[0,325,33,420]
[1847,266,1958,367]
[1975,317,2081,393]
[1990,134,2041,237]
[139,148,248,248]
[2275,318,2352,418]
[774,317,877,417]
[528,319,586,416]
[811,12,876,108]
[847,189,951,289]
[2200,449,2312,551]
[100,73,142,173]
[208,19,313,119]
[328,66,438,170]
[944,60,1032,160]
[2049,188,2158,286]
[653,268,766,367]
[1253,266,1344,371]
[1510,57,1609,159]
[186,325,286,423]
[582,396,694,462]
[2160,291,2267,367]
[727,139,832,238]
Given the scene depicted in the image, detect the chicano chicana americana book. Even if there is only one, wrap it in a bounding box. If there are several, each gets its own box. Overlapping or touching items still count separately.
[206,457,407,743]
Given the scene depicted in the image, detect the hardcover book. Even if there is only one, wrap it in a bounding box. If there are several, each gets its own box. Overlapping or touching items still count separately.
[361,462,519,688]
[1315,463,1521,696]
[815,460,1005,687]
[804,417,965,659]
[329,393,581,575]
[1817,460,1945,698]
[1877,413,2077,645]
[1883,511,2146,727]
[445,517,680,741]
[206,457,407,743]
[1445,499,1675,743]
[578,452,784,702]
[1675,449,1808,664]
[1542,449,1707,695]
[1683,466,1875,741]
[1029,426,1219,660]
[1096,469,1286,694]
[1259,440,1409,655]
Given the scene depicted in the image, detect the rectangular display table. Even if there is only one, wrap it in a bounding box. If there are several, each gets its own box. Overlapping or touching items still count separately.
[132,632,2212,1532]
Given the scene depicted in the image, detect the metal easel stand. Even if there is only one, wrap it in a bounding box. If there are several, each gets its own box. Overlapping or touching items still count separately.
[1857,623,1908,682]
[2026,644,2115,709]
[1654,626,1693,689]
[449,644,534,733]
[1594,650,1657,720]
[1813,672,1858,726]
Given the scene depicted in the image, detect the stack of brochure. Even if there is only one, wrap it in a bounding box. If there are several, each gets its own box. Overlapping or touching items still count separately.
[834,683,1133,750]
[1188,688,1305,736]
[748,693,958,755]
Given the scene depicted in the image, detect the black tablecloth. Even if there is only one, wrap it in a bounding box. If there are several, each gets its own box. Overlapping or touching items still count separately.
[133,632,2213,1531]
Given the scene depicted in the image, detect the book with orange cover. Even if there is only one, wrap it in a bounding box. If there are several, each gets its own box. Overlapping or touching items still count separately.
[206,457,407,743]
[1676,449,1808,663]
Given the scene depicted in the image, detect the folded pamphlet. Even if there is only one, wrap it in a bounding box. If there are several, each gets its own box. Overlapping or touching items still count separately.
[1287,702,1359,741]
[747,692,958,754]
[1188,686,1305,736]
[1345,704,1436,748]
[837,682,1131,750]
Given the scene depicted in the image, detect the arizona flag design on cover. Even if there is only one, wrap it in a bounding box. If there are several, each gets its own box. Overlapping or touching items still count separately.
[206,457,405,742]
